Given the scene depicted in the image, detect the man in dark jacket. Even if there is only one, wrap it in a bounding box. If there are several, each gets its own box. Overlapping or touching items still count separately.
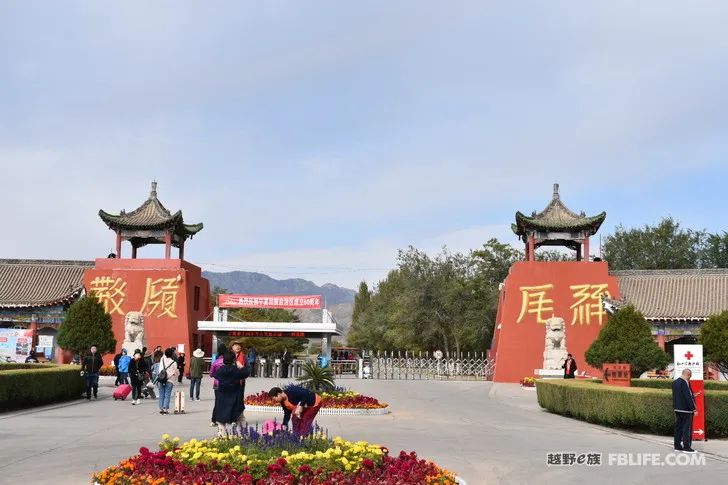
[82,345,104,400]
[269,386,322,435]
[672,369,698,452]
[281,348,291,378]
[562,354,577,378]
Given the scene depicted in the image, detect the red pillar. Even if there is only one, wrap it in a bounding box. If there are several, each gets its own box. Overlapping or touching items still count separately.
[131,245,137,259]
[527,234,535,261]
[657,333,665,350]
[115,231,122,258]
[164,232,172,259]
[583,237,590,262]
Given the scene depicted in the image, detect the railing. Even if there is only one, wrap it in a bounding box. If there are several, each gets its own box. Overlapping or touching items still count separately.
[365,351,494,381]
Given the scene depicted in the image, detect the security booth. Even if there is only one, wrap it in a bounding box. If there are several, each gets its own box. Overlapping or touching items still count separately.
[197,296,343,378]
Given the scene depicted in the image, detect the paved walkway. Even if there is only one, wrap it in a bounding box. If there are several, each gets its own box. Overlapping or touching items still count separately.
[0,377,726,484]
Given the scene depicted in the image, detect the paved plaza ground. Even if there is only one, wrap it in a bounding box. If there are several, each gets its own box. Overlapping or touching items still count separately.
[1,377,727,485]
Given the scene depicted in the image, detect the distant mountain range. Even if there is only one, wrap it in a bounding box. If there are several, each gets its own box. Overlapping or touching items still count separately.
[202,271,356,335]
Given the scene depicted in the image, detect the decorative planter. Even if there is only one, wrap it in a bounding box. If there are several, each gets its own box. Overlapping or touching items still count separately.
[245,404,391,416]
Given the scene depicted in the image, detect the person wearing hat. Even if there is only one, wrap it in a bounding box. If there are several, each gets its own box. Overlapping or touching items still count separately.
[117,349,131,385]
[190,348,205,401]
[129,350,148,405]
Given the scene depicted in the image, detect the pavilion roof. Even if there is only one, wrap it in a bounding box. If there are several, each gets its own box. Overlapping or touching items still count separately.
[0,259,93,309]
[612,269,728,322]
[512,184,606,237]
[98,182,203,241]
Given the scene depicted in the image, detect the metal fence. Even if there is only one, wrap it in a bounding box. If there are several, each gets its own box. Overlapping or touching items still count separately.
[365,351,494,381]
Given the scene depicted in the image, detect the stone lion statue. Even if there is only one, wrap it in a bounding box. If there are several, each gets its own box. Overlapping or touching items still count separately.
[123,311,145,354]
[543,317,567,370]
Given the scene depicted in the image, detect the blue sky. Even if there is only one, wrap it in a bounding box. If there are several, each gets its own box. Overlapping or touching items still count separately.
[1,1,726,288]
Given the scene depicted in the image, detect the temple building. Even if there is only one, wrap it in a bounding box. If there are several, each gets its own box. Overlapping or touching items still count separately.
[513,183,606,261]
[99,181,203,260]
[0,259,93,361]
[85,182,211,362]
[611,269,728,356]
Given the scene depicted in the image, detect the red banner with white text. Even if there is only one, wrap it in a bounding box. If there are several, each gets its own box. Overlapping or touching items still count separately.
[218,294,322,309]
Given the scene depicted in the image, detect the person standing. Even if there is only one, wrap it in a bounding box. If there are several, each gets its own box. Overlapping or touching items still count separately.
[247,347,257,377]
[268,386,322,435]
[157,348,179,415]
[209,345,226,427]
[672,368,698,453]
[129,350,148,405]
[113,349,123,386]
[176,352,186,383]
[212,352,250,437]
[117,349,131,385]
[281,348,291,378]
[189,348,205,401]
[82,345,103,400]
[562,354,577,379]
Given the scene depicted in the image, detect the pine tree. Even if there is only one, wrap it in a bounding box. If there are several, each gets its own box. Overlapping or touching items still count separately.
[352,281,371,324]
[585,306,669,377]
[57,294,116,358]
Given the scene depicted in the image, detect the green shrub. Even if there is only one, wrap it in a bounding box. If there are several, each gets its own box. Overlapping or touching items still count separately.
[0,364,85,411]
[536,379,728,438]
[297,360,336,392]
[0,363,57,371]
[630,379,728,391]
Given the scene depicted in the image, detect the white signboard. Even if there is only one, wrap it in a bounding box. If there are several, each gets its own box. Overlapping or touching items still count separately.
[177,344,185,354]
[38,335,54,348]
[673,344,703,381]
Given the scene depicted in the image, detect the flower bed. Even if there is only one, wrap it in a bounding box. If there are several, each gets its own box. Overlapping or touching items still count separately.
[245,385,389,411]
[519,377,535,388]
[94,428,459,484]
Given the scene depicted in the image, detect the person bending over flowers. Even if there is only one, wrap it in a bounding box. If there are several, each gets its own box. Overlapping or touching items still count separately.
[268,386,322,435]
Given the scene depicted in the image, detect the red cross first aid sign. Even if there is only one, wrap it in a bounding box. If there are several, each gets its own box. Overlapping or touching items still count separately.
[673,344,705,441]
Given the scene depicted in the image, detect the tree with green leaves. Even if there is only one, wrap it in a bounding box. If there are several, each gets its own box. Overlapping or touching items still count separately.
[700,233,728,269]
[348,246,491,354]
[57,294,116,358]
[585,306,669,377]
[603,217,706,270]
[352,281,371,324]
[701,311,728,379]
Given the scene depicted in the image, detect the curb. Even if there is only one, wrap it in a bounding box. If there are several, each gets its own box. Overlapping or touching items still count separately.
[245,405,391,416]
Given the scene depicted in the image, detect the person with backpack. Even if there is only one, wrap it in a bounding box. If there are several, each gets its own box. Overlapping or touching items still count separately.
[156,348,178,415]
[189,348,205,401]
[117,349,131,385]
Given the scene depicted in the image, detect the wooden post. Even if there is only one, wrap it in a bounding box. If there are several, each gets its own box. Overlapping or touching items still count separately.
[583,236,590,262]
[179,240,185,260]
[164,232,172,259]
[115,231,122,258]
[131,245,137,259]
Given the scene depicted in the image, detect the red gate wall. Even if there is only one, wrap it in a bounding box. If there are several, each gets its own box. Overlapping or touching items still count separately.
[491,261,621,383]
[83,258,211,364]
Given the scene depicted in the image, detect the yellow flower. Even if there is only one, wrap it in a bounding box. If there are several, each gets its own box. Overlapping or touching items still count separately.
[161,434,170,440]
[281,450,289,457]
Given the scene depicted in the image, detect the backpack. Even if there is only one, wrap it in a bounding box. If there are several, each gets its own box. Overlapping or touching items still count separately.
[156,359,174,384]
